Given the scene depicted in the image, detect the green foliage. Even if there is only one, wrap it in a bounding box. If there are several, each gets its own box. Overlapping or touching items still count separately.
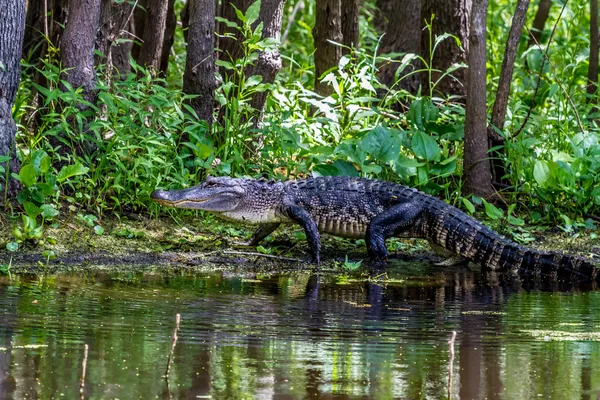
[6,0,599,244]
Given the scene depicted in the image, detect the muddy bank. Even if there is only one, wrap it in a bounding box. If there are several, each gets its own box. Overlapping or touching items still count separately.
[0,215,597,275]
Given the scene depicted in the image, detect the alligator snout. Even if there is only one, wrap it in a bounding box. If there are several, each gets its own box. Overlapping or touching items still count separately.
[151,189,168,200]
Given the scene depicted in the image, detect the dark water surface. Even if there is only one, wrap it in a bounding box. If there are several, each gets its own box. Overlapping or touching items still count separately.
[1,262,600,399]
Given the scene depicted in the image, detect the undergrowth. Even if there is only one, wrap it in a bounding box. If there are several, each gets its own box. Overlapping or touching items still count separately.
[3,0,599,252]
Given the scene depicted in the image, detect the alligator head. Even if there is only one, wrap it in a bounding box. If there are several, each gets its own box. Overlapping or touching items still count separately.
[151,176,284,223]
[151,176,246,212]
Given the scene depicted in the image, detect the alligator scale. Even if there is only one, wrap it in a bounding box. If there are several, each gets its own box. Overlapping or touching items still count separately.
[152,176,598,277]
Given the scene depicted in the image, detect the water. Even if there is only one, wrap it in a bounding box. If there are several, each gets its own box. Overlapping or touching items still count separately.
[1,262,600,399]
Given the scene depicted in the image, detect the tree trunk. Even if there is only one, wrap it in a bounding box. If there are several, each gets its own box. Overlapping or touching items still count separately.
[183,0,217,125]
[0,0,26,197]
[96,0,135,75]
[341,0,359,52]
[377,2,422,93]
[160,0,177,75]
[528,0,551,47]
[421,0,471,97]
[489,0,530,184]
[246,0,286,117]
[218,0,254,63]
[62,0,102,103]
[136,0,169,70]
[132,0,148,61]
[588,0,599,111]
[462,0,494,198]
[313,0,343,96]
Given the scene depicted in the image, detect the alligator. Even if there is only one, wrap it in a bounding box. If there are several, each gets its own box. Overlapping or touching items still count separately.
[151,176,598,278]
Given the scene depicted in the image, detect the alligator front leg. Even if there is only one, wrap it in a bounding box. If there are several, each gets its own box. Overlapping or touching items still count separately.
[283,203,321,264]
[237,223,281,246]
[366,202,424,261]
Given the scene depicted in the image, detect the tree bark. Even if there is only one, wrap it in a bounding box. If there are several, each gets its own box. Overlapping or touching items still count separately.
[246,0,286,117]
[136,0,169,70]
[528,0,551,47]
[96,0,135,75]
[373,0,394,34]
[313,0,343,96]
[62,0,102,103]
[132,0,147,61]
[463,0,494,198]
[0,0,26,196]
[341,0,359,52]
[377,2,422,93]
[588,0,599,109]
[160,0,177,75]
[421,0,471,97]
[489,0,530,184]
[183,0,217,125]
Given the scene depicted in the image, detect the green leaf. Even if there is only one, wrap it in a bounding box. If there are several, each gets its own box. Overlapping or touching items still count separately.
[41,204,59,219]
[245,0,261,26]
[94,225,105,235]
[23,202,43,218]
[19,164,37,187]
[508,215,525,226]
[411,130,441,162]
[360,126,401,162]
[483,199,504,221]
[333,160,359,177]
[462,198,475,214]
[6,242,18,252]
[533,160,549,187]
[57,163,89,183]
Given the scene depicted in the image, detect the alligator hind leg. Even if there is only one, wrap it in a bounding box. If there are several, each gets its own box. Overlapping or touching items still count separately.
[366,202,424,261]
[236,223,281,246]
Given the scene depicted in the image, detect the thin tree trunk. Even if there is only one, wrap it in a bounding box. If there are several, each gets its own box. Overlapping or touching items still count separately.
[246,0,286,117]
[0,0,26,197]
[588,0,599,111]
[377,2,422,93]
[528,0,551,47]
[23,0,67,66]
[136,0,169,70]
[183,0,217,125]
[341,0,359,52]
[313,0,343,96]
[489,0,530,184]
[421,0,471,97]
[160,0,177,75]
[463,0,494,198]
[62,0,102,104]
[96,0,135,75]
[23,0,46,61]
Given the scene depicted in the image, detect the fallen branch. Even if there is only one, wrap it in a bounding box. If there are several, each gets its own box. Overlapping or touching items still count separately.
[222,250,306,263]
[80,344,89,400]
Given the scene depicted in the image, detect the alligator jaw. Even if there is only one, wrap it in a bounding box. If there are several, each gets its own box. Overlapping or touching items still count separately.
[150,186,242,212]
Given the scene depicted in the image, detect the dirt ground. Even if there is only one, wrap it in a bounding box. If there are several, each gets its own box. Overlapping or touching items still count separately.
[0,214,598,275]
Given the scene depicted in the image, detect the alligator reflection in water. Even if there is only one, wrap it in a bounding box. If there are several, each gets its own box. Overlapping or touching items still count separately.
[1,265,600,399]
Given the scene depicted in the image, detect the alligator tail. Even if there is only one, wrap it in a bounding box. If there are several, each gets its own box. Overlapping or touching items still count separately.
[440,211,599,280]
[516,249,599,281]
